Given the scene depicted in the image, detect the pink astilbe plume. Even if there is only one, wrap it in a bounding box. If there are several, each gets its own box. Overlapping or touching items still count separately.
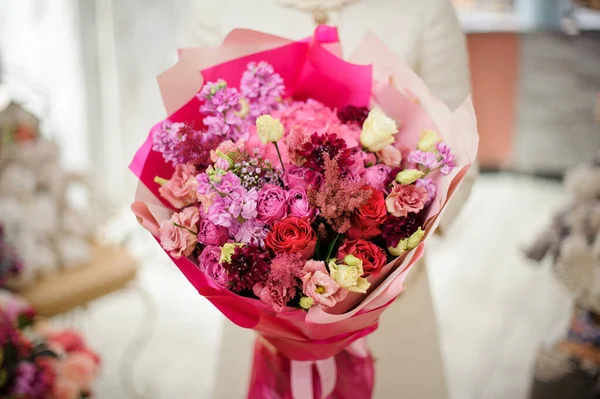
[253,253,304,311]
[308,155,372,234]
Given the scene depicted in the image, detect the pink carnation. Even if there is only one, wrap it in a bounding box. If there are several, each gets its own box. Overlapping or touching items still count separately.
[159,207,200,258]
[385,183,429,218]
[301,260,347,308]
[159,163,198,209]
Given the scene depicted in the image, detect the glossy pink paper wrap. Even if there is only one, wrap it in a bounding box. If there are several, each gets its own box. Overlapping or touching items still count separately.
[130,26,478,399]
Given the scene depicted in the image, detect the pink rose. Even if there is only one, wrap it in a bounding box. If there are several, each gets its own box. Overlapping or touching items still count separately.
[159,207,200,258]
[287,189,315,219]
[256,184,288,225]
[385,183,429,218]
[377,145,403,167]
[198,245,228,285]
[197,218,229,246]
[364,164,392,192]
[301,260,347,308]
[60,352,98,390]
[159,163,198,209]
[285,166,322,190]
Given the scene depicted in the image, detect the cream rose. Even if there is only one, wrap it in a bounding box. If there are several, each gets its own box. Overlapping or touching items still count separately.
[360,108,398,152]
[256,114,284,144]
[395,169,425,185]
[328,255,371,294]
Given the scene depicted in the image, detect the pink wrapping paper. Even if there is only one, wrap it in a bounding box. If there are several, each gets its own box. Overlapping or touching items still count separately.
[130,26,478,399]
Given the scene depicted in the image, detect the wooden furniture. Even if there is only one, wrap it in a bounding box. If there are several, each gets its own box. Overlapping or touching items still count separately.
[17,244,137,317]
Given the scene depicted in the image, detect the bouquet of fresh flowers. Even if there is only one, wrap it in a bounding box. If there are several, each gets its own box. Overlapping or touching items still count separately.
[0,291,100,399]
[131,26,478,398]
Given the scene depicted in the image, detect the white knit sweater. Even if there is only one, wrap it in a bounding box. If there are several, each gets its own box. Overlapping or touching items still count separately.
[182,0,477,230]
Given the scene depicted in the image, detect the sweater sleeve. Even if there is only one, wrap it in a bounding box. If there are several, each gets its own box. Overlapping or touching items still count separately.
[419,0,479,233]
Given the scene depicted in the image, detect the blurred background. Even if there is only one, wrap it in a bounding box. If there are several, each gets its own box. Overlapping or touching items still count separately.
[0,0,599,398]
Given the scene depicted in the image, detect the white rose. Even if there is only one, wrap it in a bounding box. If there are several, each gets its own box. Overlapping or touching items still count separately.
[360,108,398,152]
[256,115,284,144]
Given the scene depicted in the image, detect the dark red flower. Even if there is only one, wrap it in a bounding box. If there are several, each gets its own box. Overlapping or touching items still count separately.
[337,105,370,126]
[381,214,421,248]
[265,217,317,259]
[222,245,271,293]
[298,133,353,171]
[348,187,387,239]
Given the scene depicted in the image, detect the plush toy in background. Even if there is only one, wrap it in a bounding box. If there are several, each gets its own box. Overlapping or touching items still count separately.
[525,151,600,399]
[0,99,101,287]
[0,290,101,399]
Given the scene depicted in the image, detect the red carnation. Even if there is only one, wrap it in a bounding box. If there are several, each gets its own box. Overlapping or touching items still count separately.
[337,239,386,277]
[348,186,387,239]
[265,217,317,259]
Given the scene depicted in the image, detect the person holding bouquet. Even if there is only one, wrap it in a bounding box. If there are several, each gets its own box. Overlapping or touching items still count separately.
[176,0,478,397]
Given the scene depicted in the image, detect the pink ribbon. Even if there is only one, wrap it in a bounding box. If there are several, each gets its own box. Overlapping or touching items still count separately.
[289,337,370,399]
[291,357,337,399]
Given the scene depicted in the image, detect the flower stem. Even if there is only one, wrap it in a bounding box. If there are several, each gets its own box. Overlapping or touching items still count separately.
[173,222,197,234]
[325,233,341,261]
[273,142,286,174]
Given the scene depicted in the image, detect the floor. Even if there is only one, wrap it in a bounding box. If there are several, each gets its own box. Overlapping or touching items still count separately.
[51,173,575,399]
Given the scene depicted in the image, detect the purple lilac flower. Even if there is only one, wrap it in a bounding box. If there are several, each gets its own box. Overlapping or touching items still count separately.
[241,62,285,119]
[416,178,437,203]
[152,121,217,167]
[437,142,456,175]
[213,172,244,195]
[231,219,269,246]
[11,362,36,397]
[207,197,234,228]
[407,150,438,170]
[197,80,244,141]
[226,188,258,220]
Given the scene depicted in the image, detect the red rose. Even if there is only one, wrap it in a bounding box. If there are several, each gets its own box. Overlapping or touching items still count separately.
[265,217,317,259]
[348,186,387,239]
[337,238,386,277]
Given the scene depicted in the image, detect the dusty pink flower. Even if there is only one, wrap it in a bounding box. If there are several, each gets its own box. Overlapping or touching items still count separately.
[159,164,198,209]
[301,260,347,308]
[385,183,429,218]
[53,376,79,399]
[253,253,304,311]
[284,125,313,165]
[363,164,392,192]
[197,218,229,246]
[159,207,200,258]
[198,245,228,285]
[377,145,403,167]
[60,352,98,390]
[210,139,243,162]
[256,184,288,224]
[287,189,315,219]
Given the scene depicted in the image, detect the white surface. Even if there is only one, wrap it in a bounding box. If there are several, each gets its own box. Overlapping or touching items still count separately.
[457,9,529,33]
[54,174,574,399]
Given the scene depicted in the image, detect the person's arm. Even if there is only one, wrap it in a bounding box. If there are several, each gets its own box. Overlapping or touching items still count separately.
[419,0,479,233]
